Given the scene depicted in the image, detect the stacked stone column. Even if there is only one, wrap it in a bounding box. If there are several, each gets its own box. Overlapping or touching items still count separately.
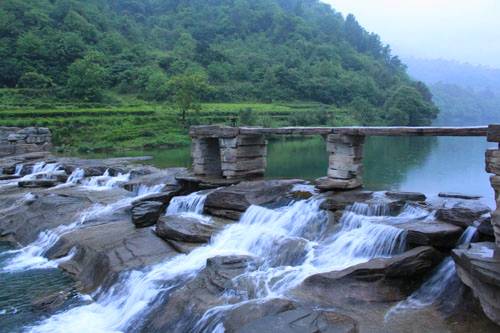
[191,137,222,177]
[325,134,365,189]
[486,125,500,247]
[219,135,267,179]
[191,126,267,179]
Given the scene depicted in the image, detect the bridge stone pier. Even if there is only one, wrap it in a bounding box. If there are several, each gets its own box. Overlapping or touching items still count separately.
[190,125,488,189]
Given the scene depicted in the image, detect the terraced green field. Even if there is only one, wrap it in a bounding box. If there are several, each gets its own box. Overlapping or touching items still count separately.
[0,93,356,152]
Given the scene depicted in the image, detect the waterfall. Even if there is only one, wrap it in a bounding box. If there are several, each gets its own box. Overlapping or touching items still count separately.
[27,197,423,333]
[166,191,208,215]
[2,184,163,273]
[66,168,85,184]
[81,170,131,190]
[385,226,478,319]
[14,164,23,176]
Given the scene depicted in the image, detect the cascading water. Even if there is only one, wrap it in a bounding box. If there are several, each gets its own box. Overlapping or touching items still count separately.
[2,183,164,273]
[81,170,131,190]
[66,168,85,184]
[28,196,423,333]
[14,164,23,176]
[166,191,208,215]
[385,226,478,319]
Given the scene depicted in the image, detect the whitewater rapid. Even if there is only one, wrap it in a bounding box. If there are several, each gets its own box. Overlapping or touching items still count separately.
[27,195,422,333]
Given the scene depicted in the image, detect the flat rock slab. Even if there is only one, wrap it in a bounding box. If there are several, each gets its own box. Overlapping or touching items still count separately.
[156,215,219,243]
[315,177,361,191]
[48,220,178,292]
[320,190,374,212]
[295,246,441,303]
[391,220,464,248]
[132,201,164,228]
[434,200,491,228]
[385,191,426,202]
[204,179,303,219]
[18,179,61,188]
[236,307,358,333]
[0,187,131,244]
[123,168,188,191]
[439,192,482,200]
[452,242,500,326]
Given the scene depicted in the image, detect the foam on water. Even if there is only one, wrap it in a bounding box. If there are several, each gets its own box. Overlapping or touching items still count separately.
[28,196,422,333]
[81,170,131,190]
[166,191,208,216]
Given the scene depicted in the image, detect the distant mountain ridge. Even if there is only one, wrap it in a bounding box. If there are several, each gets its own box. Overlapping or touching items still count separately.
[404,57,500,92]
[403,57,500,125]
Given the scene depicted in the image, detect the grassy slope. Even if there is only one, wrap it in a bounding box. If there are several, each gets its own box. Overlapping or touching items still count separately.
[0,91,357,152]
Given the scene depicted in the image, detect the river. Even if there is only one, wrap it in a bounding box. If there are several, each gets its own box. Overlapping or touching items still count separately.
[76,136,496,207]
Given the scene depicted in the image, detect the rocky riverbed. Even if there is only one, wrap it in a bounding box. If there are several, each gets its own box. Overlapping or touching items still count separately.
[1,151,500,333]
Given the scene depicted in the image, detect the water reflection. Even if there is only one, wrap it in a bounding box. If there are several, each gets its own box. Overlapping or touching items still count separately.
[71,136,495,207]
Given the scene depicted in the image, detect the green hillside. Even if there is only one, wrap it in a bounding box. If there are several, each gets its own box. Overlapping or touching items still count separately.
[0,0,438,151]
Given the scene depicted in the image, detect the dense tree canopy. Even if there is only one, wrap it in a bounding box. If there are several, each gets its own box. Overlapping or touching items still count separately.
[0,0,438,125]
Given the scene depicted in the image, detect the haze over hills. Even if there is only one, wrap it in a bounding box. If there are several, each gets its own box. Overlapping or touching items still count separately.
[0,0,437,126]
[404,57,500,126]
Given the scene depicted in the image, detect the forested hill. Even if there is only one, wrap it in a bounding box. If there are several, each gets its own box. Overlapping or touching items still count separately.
[404,57,500,125]
[0,0,437,126]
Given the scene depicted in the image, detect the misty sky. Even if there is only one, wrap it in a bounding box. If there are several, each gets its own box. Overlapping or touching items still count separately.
[325,0,500,68]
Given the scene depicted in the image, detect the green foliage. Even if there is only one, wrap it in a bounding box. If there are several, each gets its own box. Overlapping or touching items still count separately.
[66,52,107,101]
[168,73,211,123]
[239,108,257,126]
[0,0,437,126]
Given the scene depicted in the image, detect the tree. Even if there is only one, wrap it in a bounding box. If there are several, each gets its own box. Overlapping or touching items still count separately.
[66,52,107,101]
[168,73,211,123]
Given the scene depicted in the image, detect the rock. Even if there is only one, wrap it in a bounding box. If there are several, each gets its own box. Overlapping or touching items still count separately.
[315,177,362,191]
[48,220,178,292]
[204,179,303,219]
[31,290,71,312]
[391,219,464,248]
[123,168,188,192]
[439,192,482,200]
[476,215,495,238]
[142,255,260,332]
[131,190,180,205]
[435,200,491,228]
[0,187,131,245]
[452,242,500,326]
[320,190,373,212]
[156,215,218,243]
[385,191,426,202]
[236,308,358,333]
[132,201,164,228]
[294,246,442,303]
[18,179,61,188]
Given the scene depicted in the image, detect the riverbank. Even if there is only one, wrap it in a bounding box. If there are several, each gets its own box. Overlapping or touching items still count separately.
[0,151,499,332]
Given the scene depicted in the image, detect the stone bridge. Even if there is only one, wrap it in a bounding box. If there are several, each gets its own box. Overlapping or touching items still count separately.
[190,125,488,189]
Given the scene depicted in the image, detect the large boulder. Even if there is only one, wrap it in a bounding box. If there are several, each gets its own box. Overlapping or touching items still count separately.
[204,179,303,219]
[390,219,464,248]
[235,307,358,333]
[435,200,490,228]
[47,220,179,292]
[320,190,373,212]
[452,242,500,326]
[156,215,218,243]
[0,186,131,245]
[132,201,164,228]
[142,255,260,332]
[294,246,442,304]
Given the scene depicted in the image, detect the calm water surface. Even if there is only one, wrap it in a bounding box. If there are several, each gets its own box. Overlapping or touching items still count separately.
[79,136,495,207]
